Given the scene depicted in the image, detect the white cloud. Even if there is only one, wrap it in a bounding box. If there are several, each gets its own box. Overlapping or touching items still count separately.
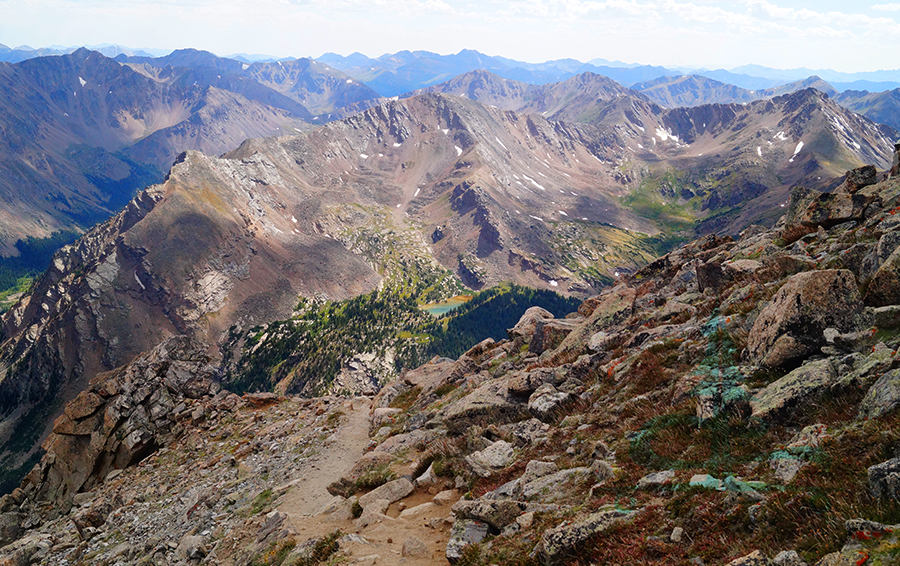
[872,3,900,11]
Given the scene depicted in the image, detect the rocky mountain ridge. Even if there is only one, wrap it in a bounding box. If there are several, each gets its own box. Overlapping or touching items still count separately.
[0,48,379,253]
[5,159,900,565]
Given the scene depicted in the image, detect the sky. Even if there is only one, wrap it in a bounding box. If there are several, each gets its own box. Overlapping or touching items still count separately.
[2,0,900,72]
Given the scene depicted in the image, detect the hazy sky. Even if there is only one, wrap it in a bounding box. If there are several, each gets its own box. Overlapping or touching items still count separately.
[3,0,900,71]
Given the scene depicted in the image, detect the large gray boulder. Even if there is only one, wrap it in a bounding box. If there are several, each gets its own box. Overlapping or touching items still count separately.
[451,499,528,532]
[750,358,838,423]
[746,270,865,367]
[859,368,900,420]
[536,508,631,565]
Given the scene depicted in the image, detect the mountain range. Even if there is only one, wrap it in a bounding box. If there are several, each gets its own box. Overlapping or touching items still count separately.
[1,42,900,503]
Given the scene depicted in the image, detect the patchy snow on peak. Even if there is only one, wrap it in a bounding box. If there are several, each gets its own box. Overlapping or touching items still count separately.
[757,147,762,157]
[549,280,559,287]
[242,63,249,70]
[78,77,86,87]
[455,146,463,156]
[793,141,804,156]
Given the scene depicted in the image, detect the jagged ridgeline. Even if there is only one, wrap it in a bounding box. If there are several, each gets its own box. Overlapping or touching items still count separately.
[224,282,581,396]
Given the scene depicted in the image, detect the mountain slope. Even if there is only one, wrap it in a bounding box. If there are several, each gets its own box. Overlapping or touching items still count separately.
[0,49,318,253]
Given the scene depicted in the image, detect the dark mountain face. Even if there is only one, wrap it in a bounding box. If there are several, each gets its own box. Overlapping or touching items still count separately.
[835,88,900,132]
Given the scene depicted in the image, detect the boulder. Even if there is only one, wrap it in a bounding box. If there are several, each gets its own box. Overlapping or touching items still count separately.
[508,367,566,397]
[746,270,865,367]
[750,358,838,423]
[797,192,868,229]
[772,550,808,566]
[528,384,573,421]
[865,246,900,306]
[451,499,528,532]
[868,457,900,500]
[446,519,489,563]
[858,368,900,420]
[521,461,559,485]
[844,165,878,194]
[508,307,554,344]
[357,478,414,509]
[637,470,675,488]
[465,440,514,475]
[536,509,630,565]
[438,379,530,434]
[529,318,578,355]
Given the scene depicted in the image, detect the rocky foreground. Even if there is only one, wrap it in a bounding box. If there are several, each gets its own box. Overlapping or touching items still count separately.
[6,164,900,565]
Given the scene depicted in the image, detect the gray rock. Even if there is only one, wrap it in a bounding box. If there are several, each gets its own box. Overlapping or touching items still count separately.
[772,550,808,566]
[670,526,684,543]
[868,457,900,499]
[528,384,573,421]
[401,536,430,558]
[725,550,768,566]
[0,512,24,547]
[466,440,514,471]
[866,246,900,306]
[522,466,596,501]
[499,418,549,446]
[536,508,630,565]
[446,519,489,563]
[175,535,206,560]
[521,461,559,485]
[637,469,675,488]
[508,307,555,343]
[750,358,838,423]
[770,457,806,483]
[438,379,530,434]
[357,478,414,509]
[415,462,438,487]
[451,499,528,531]
[859,368,900,420]
[746,270,865,368]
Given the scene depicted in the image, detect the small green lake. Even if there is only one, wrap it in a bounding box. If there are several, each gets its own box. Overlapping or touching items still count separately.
[419,295,473,316]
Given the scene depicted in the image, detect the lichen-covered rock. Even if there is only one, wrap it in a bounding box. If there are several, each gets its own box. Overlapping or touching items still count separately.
[725,550,769,566]
[508,306,554,344]
[437,378,530,434]
[865,246,900,306]
[746,270,865,367]
[446,519,489,564]
[858,368,900,420]
[797,192,869,228]
[868,457,900,500]
[528,384,573,421]
[451,499,527,532]
[750,358,838,422]
[536,508,631,565]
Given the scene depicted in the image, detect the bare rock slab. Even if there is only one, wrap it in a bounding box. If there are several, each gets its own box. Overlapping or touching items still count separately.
[446,519,489,564]
[536,508,631,565]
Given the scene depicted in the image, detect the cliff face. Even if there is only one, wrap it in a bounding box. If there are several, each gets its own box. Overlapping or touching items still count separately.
[5,164,900,565]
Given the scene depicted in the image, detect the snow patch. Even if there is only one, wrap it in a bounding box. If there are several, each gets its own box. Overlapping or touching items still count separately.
[558,210,568,216]
[757,146,762,157]
[134,271,145,290]
[242,63,249,70]
[522,175,546,191]
[346,79,353,83]
[529,215,544,221]
[360,153,368,159]
[442,129,449,135]
[793,141,804,156]
[291,216,298,223]
[78,77,86,87]
[396,204,402,208]
[393,143,402,147]
[414,188,420,197]
[774,131,789,141]
[656,127,678,142]
[495,137,507,150]
[549,280,559,287]
[455,146,463,156]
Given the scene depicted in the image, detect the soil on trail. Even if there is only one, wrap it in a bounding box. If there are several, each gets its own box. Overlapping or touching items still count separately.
[279,397,374,516]
[278,397,459,565]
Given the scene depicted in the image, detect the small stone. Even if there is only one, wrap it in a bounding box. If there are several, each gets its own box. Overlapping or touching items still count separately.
[670,527,683,543]
[433,490,458,506]
[516,512,534,529]
[446,519,489,564]
[637,469,675,488]
[772,550,808,566]
[401,536,429,558]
